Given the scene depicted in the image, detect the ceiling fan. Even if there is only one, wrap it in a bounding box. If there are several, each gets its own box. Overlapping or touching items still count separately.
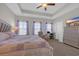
[36,3,55,11]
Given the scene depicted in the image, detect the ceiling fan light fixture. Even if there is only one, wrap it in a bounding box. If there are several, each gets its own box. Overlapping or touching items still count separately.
[42,4,47,8]
[36,3,55,11]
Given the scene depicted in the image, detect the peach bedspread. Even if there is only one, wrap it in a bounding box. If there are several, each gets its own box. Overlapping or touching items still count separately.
[0,35,53,56]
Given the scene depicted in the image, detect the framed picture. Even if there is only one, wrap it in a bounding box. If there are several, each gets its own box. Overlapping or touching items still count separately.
[0,23,3,32]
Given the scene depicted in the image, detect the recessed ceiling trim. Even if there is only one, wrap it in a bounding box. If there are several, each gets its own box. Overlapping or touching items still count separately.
[52,4,69,17]
[18,3,69,18]
[17,15,53,20]
[5,3,79,21]
[18,4,53,17]
[52,3,79,19]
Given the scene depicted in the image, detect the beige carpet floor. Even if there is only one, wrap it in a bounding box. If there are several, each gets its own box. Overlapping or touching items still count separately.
[47,39,79,56]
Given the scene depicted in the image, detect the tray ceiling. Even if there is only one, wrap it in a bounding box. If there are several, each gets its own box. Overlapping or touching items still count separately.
[5,3,79,20]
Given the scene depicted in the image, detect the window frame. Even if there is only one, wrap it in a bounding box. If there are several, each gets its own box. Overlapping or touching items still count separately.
[46,23,52,32]
[34,21,41,35]
[18,21,28,35]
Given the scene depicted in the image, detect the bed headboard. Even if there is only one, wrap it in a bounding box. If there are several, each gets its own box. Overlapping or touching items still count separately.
[0,19,11,32]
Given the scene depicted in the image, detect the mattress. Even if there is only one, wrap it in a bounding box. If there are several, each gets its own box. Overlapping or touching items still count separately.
[0,35,53,56]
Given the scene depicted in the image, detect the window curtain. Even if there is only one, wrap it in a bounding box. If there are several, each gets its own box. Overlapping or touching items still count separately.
[40,22,42,31]
[51,23,53,33]
[27,21,29,35]
[16,20,19,34]
[32,21,35,35]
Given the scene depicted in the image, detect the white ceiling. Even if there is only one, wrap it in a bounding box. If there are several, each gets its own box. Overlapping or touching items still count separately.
[5,3,79,20]
[19,3,66,14]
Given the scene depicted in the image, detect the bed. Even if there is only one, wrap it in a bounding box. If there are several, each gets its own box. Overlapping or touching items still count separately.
[0,19,53,56]
[0,35,53,56]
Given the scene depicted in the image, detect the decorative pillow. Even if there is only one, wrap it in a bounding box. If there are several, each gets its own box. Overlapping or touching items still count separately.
[5,32,16,38]
[0,32,10,42]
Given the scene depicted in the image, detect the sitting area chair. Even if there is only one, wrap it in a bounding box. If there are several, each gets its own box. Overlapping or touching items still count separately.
[38,31,55,40]
[38,31,44,38]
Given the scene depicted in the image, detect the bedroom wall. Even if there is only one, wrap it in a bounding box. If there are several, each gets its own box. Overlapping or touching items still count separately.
[0,4,16,27]
[53,7,79,42]
[53,18,65,42]
[16,16,53,35]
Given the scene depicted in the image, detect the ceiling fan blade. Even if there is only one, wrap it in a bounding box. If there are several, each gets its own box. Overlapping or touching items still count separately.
[36,5,42,8]
[47,3,55,6]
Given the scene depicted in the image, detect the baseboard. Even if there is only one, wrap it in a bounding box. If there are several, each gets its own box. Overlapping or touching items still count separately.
[64,43,79,49]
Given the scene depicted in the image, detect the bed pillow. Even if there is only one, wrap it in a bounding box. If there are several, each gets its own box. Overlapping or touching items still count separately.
[0,32,10,42]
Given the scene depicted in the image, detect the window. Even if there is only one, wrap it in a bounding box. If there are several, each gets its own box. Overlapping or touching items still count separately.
[34,22,41,35]
[18,21,27,35]
[46,23,52,32]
